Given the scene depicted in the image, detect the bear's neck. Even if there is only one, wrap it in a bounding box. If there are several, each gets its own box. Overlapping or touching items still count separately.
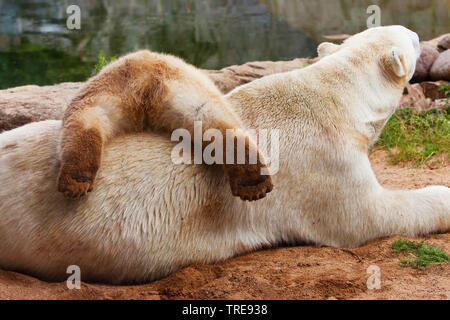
[306,53,405,147]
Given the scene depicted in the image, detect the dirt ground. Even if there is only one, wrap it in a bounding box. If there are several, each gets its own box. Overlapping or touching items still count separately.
[0,150,448,300]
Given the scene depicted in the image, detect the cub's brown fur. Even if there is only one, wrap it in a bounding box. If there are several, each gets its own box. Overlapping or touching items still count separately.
[58,50,273,201]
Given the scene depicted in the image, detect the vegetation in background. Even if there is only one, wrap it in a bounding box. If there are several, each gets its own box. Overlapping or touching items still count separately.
[0,38,95,89]
[375,106,450,165]
[391,239,450,269]
[439,83,450,107]
[0,30,217,89]
[151,22,218,68]
[94,51,117,73]
[0,39,118,89]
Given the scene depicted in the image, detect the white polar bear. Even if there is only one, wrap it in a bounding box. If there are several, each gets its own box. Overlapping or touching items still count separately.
[0,26,448,284]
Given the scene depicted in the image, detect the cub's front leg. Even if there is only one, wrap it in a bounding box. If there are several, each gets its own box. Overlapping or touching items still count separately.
[58,125,102,199]
[57,93,118,199]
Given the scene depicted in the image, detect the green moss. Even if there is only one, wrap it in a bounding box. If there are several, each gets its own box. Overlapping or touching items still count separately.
[375,106,450,165]
[391,239,450,268]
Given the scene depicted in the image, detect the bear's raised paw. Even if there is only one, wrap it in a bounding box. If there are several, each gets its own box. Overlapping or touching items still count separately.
[57,165,96,200]
[226,164,274,201]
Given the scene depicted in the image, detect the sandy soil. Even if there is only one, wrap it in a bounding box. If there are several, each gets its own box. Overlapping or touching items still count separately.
[0,150,448,300]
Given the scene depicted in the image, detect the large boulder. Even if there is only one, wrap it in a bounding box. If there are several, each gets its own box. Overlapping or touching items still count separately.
[423,33,450,51]
[411,44,440,83]
[430,50,450,81]
[400,83,433,113]
[400,82,448,114]
[0,83,81,133]
[437,35,450,52]
[205,58,316,94]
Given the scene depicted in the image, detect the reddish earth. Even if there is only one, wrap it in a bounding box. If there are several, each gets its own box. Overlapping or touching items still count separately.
[0,150,448,300]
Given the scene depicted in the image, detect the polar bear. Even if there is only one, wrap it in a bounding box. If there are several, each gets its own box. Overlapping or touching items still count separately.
[0,26,448,284]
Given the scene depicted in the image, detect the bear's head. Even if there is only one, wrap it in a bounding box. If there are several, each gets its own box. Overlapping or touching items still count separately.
[318,26,421,85]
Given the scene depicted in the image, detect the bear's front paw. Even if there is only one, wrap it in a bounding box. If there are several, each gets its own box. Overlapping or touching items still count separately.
[57,164,96,200]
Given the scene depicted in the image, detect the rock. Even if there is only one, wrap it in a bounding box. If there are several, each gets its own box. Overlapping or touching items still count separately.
[400,83,434,113]
[411,44,440,83]
[0,83,81,132]
[432,99,449,113]
[419,81,450,100]
[0,58,316,133]
[400,82,449,114]
[437,35,450,52]
[430,50,450,81]
[206,57,316,93]
[423,33,450,52]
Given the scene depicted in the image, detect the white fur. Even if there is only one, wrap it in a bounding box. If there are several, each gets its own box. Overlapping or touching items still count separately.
[0,26,448,284]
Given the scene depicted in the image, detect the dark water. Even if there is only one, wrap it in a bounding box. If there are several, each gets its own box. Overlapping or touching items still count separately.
[0,0,448,89]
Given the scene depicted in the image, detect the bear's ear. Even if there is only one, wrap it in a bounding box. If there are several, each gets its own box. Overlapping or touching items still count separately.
[317,42,340,58]
[384,47,406,78]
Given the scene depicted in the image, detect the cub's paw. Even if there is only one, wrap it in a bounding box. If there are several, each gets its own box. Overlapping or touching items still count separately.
[227,164,274,201]
[57,165,96,200]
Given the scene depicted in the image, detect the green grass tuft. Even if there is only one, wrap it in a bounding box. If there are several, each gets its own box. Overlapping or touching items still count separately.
[391,239,450,268]
[439,83,450,109]
[375,106,450,165]
[94,51,117,73]
[439,83,450,99]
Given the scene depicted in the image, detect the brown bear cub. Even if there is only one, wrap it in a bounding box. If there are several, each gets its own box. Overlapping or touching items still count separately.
[57,50,273,201]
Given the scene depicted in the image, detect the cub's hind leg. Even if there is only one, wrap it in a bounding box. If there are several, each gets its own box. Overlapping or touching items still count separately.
[58,126,101,199]
[58,95,126,199]
[58,52,173,199]
[163,76,273,201]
